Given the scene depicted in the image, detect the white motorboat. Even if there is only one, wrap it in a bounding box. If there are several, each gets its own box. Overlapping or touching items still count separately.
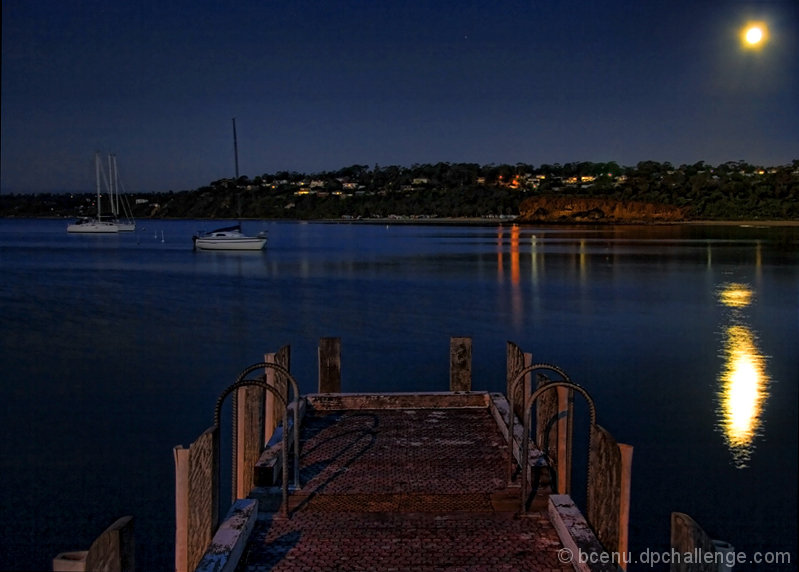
[192,224,268,251]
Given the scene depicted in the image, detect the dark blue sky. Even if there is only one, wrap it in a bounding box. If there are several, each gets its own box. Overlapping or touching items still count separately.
[2,0,797,193]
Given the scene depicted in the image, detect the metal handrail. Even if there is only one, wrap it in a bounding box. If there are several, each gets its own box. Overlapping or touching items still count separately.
[213,362,303,519]
[506,363,597,515]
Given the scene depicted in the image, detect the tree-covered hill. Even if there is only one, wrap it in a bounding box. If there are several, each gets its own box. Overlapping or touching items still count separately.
[2,160,798,221]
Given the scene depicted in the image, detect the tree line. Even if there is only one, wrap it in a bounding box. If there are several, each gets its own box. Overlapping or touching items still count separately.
[2,160,798,221]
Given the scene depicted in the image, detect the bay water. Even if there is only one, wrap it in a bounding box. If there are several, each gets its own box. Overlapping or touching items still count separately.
[1,218,796,570]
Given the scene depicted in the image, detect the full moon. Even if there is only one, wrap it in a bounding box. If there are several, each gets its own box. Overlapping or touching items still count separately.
[745,26,763,45]
[741,22,768,49]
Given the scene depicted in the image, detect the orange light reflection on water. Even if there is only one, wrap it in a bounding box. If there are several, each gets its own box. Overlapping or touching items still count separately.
[496,225,521,285]
[496,227,504,279]
[496,225,523,328]
[510,225,520,285]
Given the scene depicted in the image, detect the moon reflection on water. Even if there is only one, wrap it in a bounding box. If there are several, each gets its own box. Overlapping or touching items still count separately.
[716,282,770,468]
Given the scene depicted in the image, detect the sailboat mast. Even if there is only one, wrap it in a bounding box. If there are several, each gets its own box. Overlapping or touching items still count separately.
[95,152,102,220]
[232,117,239,179]
[107,154,115,216]
[111,154,119,216]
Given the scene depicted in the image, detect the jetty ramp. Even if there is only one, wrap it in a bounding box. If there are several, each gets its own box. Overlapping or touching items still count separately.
[242,393,571,571]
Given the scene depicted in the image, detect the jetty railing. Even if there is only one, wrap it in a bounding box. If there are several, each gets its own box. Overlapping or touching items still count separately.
[505,343,633,563]
[173,345,302,572]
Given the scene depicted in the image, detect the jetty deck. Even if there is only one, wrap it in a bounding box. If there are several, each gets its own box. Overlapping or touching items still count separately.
[56,339,734,572]
[238,395,572,571]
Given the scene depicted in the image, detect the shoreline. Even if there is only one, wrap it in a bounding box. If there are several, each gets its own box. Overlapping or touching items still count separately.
[6,215,799,227]
[339,217,799,227]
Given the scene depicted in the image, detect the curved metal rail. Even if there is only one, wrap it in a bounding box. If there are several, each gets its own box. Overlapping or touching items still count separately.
[213,362,303,518]
[507,364,597,514]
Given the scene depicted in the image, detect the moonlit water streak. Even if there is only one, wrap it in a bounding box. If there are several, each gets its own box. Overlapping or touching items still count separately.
[717,283,770,468]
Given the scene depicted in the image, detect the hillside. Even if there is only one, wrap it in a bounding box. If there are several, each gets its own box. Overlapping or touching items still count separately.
[518,196,689,223]
[2,160,797,222]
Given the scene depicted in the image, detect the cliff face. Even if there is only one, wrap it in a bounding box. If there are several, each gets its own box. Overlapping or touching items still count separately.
[518,196,689,223]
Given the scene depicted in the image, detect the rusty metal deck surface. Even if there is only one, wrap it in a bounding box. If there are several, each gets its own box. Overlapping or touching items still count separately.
[240,407,571,571]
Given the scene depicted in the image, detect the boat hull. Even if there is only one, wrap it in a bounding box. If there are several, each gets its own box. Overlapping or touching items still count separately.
[115,222,136,232]
[67,220,119,233]
[193,237,267,251]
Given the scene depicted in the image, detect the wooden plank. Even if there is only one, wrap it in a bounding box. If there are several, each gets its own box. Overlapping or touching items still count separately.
[318,337,341,393]
[450,336,472,392]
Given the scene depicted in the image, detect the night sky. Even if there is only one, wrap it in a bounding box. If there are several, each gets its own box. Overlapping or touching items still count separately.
[2,0,797,194]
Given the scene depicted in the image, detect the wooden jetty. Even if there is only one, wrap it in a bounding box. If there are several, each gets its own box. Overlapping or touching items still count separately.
[176,337,631,572]
[53,337,740,572]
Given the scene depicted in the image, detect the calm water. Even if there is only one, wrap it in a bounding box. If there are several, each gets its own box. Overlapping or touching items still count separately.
[1,219,797,571]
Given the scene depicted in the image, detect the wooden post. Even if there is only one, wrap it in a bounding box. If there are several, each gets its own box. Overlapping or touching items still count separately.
[556,386,573,495]
[505,342,527,421]
[173,427,218,572]
[173,447,189,572]
[236,390,246,500]
[587,424,623,556]
[84,516,135,572]
[670,512,719,572]
[505,342,529,484]
[318,337,341,393]
[236,385,264,499]
[522,352,532,418]
[264,353,279,442]
[449,337,472,392]
[618,443,634,570]
[264,346,291,443]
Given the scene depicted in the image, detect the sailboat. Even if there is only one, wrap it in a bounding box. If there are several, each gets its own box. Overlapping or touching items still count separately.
[107,154,136,231]
[192,224,268,250]
[67,153,136,233]
[67,153,119,233]
[191,119,267,251]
